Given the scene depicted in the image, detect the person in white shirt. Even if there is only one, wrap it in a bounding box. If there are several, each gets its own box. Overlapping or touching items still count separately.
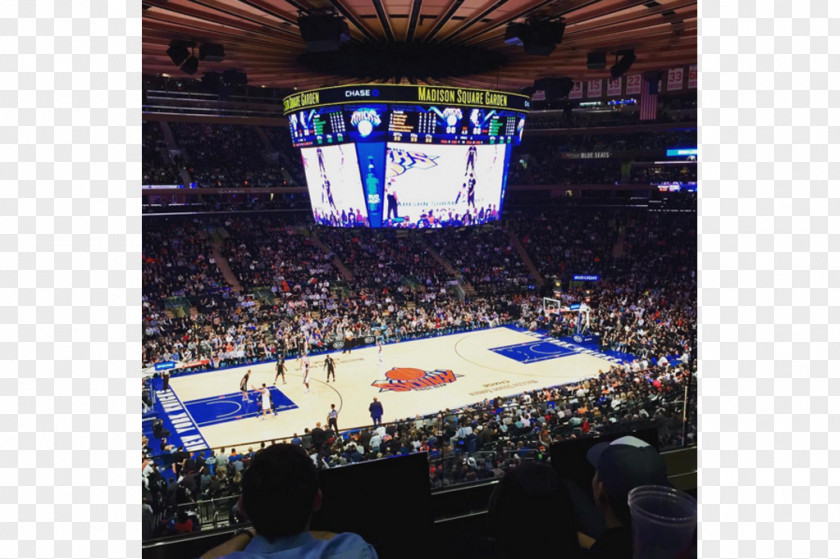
[252,383,272,420]
[377,340,385,373]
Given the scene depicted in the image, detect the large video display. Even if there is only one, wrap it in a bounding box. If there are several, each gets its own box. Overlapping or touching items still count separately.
[300,144,370,227]
[383,143,507,228]
[285,85,527,228]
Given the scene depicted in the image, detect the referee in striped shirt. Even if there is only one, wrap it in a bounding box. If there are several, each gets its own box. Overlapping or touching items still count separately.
[327,404,339,434]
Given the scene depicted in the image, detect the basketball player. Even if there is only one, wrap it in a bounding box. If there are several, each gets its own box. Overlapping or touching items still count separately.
[273,356,286,385]
[299,352,310,377]
[303,360,311,393]
[323,178,337,211]
[377,340,385,373]
[298,338,309,371]
[465,145,477,176]
[467,173,477,209]
[240,370,252,403]
[253,383,272,420]
[455,180,467,205]
[316,147,327,177]
[324,354,336,383]
[385,180,399,219]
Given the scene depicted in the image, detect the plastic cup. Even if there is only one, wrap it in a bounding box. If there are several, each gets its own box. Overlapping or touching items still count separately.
[628,485,697,559]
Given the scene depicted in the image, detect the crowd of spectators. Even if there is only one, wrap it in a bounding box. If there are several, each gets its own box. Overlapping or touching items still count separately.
[524,108,644,129]
[168,123,290,188]
[142,207,695,369]
[223,215,334,293]
[431,224,535,295]
[142,122,180,185]
[630,162,698,184]
[143,349,694,540]
[141,206,696,543]
[320,228,447,300]
[507,154,623,185]
[261,125,306,185]
[142,120,700,194]
[520,129,696,153]
[506,208,620,280]
[142,218,232,366]
[141,214,539,370]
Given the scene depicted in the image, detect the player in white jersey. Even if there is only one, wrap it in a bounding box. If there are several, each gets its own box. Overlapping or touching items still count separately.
[253,383,272,420]
[303,361,311,393]
[377,340,385,373]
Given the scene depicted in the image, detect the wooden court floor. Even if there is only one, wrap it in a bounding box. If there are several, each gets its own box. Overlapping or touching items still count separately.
[166,327,617,450]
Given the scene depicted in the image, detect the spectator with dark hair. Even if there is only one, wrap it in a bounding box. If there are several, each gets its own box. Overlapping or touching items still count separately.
[199,444,377,558]
[585,436,671,559]
[464,461,582,558]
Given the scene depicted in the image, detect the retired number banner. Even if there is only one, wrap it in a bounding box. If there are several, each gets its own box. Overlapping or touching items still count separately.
[587,79,603,98]
[667,67,684,91]
[607,77,622,96]
[688,65,697,89]
[568,81,583,99]
[625,74,642,95]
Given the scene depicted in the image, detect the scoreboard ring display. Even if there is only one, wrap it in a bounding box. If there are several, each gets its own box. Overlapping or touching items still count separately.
[283,84,529,229]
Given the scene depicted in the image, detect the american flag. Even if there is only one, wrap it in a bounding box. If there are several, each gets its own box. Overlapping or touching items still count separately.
[640,78,658,120]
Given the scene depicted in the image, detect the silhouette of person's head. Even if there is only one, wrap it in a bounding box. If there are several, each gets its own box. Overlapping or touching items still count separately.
[488,462,580,557]
[241,444,321,538]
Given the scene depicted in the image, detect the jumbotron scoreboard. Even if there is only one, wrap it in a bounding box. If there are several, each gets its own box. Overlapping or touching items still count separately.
[282,84,530,229]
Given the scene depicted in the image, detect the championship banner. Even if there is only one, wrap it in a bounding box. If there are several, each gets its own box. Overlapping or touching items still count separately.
[607,77,622,97]
[587,79,603,98]
[688,65,697,89]
[568,81,584,99]
[625,74,642,95]
[667,67,684,91]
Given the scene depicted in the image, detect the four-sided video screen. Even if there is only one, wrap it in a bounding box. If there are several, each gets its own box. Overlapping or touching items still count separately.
[283,85,529,228]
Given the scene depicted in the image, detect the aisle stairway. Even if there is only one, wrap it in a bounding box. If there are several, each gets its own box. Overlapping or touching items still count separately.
[207,229,243,292]
[157,120,192,185]
[505,228,545,287]
[612,222,627,258]
[158,121,177,151]
[308,229,356,282]
[253,125,273,150]
[414,233,476,296]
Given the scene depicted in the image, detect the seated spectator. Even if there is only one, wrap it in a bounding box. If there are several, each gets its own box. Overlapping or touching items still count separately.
[152,419,171,439]
[173,510,195,534]
[585,436,671,559]
[199,444,377,558]
[467,461,582,558]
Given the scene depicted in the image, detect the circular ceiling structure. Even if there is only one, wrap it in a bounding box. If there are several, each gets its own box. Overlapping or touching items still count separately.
[142,0,697,91]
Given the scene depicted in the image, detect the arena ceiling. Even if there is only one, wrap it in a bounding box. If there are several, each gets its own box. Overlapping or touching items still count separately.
[142,0,697,91]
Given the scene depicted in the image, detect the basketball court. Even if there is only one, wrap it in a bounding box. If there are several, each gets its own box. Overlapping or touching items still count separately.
[155,326,625,451]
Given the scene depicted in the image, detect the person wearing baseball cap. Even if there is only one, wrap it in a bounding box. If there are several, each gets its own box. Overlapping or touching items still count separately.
[586,436,671,559]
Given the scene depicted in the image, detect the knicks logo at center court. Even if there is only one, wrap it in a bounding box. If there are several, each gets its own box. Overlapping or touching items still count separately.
[372,368,460,392]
